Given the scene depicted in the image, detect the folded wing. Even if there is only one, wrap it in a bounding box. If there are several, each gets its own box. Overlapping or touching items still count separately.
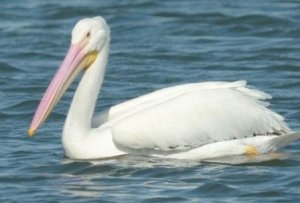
[98,81,291,152]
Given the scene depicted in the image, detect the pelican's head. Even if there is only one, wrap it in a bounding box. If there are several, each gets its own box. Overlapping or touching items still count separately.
[28,17,110,136]
[71,17,110,59]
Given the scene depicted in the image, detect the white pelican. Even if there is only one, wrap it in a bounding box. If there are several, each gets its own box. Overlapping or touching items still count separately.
[29,17,300,160]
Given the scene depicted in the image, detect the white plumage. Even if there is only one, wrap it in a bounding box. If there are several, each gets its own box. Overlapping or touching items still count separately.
[30,17,300,161]
[108,81,289,151]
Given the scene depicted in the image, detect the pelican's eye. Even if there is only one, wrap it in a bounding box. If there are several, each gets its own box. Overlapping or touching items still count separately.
[86,32,90,38]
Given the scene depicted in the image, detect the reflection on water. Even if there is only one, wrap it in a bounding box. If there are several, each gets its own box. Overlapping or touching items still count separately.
[53,153,298,199]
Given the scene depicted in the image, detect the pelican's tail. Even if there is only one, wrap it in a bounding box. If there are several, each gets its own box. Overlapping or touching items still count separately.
[258,132,300,153]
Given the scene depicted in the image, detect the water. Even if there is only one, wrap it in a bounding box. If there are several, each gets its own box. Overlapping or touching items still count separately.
[1,0,300,202]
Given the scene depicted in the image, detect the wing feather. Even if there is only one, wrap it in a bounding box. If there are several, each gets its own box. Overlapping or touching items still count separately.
[98,81,290,152]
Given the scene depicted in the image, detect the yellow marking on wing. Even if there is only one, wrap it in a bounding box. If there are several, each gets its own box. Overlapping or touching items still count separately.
[245,145,259,155]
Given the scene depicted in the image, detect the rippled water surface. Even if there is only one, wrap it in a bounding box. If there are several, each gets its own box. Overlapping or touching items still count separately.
[1,0,300,202]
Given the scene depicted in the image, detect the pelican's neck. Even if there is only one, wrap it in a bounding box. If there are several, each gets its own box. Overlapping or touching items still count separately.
[63,43,109,137]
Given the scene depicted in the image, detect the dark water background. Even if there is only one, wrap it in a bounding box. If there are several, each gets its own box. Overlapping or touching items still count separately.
[1,0,300,202]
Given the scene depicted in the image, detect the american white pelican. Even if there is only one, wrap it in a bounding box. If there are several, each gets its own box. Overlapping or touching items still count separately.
[29,17,300,160]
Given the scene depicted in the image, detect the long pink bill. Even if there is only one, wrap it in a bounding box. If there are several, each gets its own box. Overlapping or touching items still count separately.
[29,44,85,136]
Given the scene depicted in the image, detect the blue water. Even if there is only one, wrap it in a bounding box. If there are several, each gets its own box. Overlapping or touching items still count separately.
[1,0,300,202]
